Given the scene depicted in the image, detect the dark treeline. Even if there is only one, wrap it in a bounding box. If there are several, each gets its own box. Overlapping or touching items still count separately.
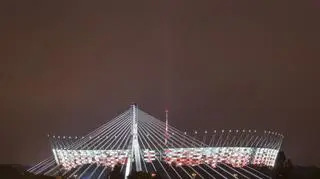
[0,164,54,179]
[272,151,320,179]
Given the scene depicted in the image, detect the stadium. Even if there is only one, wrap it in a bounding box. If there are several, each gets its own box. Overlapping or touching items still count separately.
[28,104,283,179]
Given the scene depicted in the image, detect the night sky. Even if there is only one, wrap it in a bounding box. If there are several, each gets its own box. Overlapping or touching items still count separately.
[1,1,319,166]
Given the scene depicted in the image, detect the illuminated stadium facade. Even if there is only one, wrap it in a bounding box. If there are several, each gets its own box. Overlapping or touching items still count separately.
[28,104,283,179]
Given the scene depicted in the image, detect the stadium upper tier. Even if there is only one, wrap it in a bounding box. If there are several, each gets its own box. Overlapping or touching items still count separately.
[28,104,283,179]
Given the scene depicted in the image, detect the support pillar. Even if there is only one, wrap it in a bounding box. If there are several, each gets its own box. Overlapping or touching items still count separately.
[125,104,142,179]
[132,104,142,172]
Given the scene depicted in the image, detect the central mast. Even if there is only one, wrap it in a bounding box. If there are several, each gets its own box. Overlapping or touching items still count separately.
[131,104,142,172]
[125,104,142,178]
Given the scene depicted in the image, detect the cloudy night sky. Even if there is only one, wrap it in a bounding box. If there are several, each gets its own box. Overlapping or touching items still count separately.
[0,1,319,166]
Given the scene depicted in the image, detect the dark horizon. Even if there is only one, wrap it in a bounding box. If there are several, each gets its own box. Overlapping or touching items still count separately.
[1,1,319,166]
